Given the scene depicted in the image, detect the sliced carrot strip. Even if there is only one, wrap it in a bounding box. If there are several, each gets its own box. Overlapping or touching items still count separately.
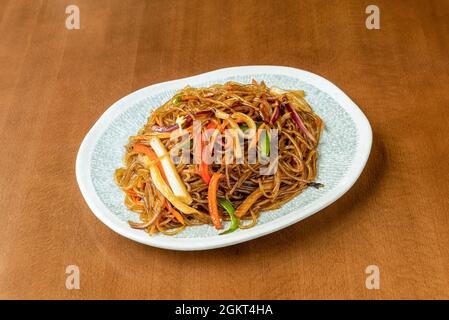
[208,173,223,229]
[165,200,185,225]
[133,144,168,182]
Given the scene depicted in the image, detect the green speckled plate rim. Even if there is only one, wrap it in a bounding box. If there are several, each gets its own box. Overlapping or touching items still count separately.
[76,66,372,251]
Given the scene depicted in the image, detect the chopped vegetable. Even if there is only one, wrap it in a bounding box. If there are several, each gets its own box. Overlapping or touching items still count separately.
[285,103,316,143]
[270,103,280,124]
[132,144,155,157]
[133,144,199,215]
[200,161,211,184]
[173,95,182,104]
[165,200,185,225]
[208,173,223,229]
[133,144,168,182]
[149,136,193,204]
[232,128,243,160]
[148,158,199,214]
[218,198,239,235]
[260,128,270,157]
[193,123,213,184]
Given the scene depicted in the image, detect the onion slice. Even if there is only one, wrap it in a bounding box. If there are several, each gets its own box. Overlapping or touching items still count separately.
[270,103,280,124]
[141,155,200,215]
[285,103,316,144]
[148,136,193,204]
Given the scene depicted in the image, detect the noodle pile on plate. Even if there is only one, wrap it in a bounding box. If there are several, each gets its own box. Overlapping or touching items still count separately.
[114,80,323,235]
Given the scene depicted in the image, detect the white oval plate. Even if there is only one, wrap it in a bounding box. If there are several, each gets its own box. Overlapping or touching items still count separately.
[76,66,372,251]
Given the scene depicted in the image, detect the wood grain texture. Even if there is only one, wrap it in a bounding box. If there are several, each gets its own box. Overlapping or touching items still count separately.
[0,0,448,299]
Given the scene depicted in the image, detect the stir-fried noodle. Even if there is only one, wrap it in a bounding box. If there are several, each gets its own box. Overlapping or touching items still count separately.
[115,80,323,235]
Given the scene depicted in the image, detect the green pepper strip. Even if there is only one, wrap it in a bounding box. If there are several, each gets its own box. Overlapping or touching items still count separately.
[240,124,269,157]
[239,124,249,132]
[218,198,239,235]
[173,95,182,104]
[240,122,262,132]
[261,129,270,157]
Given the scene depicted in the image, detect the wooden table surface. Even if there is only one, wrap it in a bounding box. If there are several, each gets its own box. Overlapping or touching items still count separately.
[1,0,448,300]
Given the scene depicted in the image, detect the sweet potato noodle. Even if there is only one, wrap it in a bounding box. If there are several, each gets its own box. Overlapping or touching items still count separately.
[114,80,324,236]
